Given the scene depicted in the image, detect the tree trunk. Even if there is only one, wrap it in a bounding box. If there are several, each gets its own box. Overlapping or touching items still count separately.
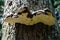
[2,0,58,40]
[15,23,58,40]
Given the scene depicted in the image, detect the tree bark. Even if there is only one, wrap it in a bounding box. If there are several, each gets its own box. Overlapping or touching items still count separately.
[2,0,58,40]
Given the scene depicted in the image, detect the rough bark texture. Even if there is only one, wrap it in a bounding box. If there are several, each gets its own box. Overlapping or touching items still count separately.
[2,22,15,40]
[2,0,58,40]
[15,23,58,40]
